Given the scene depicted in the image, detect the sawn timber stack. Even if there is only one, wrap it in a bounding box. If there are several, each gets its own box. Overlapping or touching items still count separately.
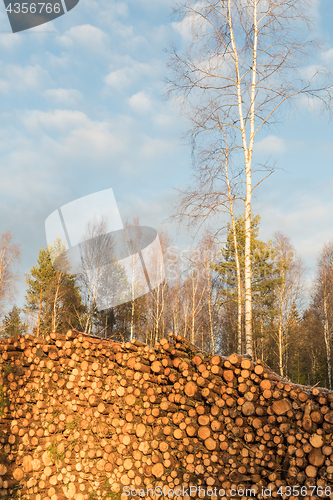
[0,330,333,500]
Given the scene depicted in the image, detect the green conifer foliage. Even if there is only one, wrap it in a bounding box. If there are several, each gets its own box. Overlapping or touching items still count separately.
[1,304,27,338]
[24,246,84,337]
[215,214,279,355]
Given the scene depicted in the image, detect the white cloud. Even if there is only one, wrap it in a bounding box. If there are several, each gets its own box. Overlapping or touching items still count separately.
[253,178,333,288]
[153,113,174,128]
[57,24,109,52]
[296,94,322,114]
[22,109,88,133]
[134,0,173,7]
[256,135,286,154]
[172,2,207,41]
[139,136,176,159]
[322,48,333,64]
[0,63,51,93]
[117,189,175,230]
[104,59,161,90]
[128,91,152,113]
[60,119,130,161]
[0,140,62,201]
[298,64,325,82]
[43,88,83,106]
[111,22,148,49]
[0,33,21,49]
[19,110,131,165]
[91,0,129,25]
[104,67,132,89]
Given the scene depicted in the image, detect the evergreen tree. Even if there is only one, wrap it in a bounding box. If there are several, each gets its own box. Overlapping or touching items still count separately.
[47,237,67,267]
[285,301,307,385]
[24,247,84,337]
[215,214,279,355]
[299,307,329,388]
[0,305,27,339]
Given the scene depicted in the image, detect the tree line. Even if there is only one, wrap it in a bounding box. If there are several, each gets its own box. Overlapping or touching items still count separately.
[1,0,333,390]
[0,213,333,389]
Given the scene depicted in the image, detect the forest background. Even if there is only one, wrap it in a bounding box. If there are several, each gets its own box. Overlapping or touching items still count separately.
[1,211,333,391]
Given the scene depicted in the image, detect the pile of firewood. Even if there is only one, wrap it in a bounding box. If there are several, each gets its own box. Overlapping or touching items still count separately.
[0,330,333,500]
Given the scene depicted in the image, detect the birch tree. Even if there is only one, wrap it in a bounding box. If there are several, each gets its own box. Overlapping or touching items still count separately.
[123,218,151,341]
[0,231,21,317]
[196,232,221,353]
[78,219,110,334]
[165,246,183,336]
[271,233,304,377]
[312,243,333,390]
[173,133,244,352]
[144,231,171,345]
[78,217,129,335]
[167,0,332,355]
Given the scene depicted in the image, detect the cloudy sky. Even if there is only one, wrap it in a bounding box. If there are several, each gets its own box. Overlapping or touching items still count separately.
[1,0,333,309]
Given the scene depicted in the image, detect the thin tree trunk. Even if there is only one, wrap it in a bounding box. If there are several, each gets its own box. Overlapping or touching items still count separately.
[240,278,244,354]
[52,274,61,333]
[130,298,135,341]
[191,276,195,345]
[130,254,136,341]
[228,0,257,356]
[278,309,284,377]
[36,285,43,338]
[183,298,189,339]
[277,277,286,377]
[155,287,160,344]
[233,217,242,355]
[244,185,252,356]
[323,278,332,390]
[244,0,257,357]
[205,259,215,354]
[224,134,242,354]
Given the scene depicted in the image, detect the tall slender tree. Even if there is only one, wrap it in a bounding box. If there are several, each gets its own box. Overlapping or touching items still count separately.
[0,231,21,318]
[167,0,333,354]
[24,247,83,337]
[310,243,333,390]
[25,248,55,336]
[270,233,304,377]
[0,305,27,339]
[216,214,279,355]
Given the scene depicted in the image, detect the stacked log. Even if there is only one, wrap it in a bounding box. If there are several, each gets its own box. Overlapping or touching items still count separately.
[0,330,333,500]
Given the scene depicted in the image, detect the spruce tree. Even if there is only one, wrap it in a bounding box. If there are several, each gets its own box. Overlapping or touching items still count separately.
[1,304,27,339]
[24,247,84,337]
[215,214,279,355]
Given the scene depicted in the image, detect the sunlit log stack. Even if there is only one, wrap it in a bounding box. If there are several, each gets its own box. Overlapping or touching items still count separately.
[0,330,333,500]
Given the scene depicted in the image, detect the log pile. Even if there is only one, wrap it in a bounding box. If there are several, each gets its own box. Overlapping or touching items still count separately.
[0,330,333,500]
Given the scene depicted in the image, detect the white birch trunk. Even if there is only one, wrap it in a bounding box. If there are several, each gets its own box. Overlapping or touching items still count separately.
[228,0,258,356]
[323,274,332,390]
[224,141,242,353]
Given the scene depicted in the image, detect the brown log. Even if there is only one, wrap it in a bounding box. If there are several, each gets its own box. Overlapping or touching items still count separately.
[308,448,325,467]
[272,399,292,415]
[309,433,324,448]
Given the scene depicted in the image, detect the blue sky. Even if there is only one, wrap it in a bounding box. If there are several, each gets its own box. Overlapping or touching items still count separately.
[1,0,333,309]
